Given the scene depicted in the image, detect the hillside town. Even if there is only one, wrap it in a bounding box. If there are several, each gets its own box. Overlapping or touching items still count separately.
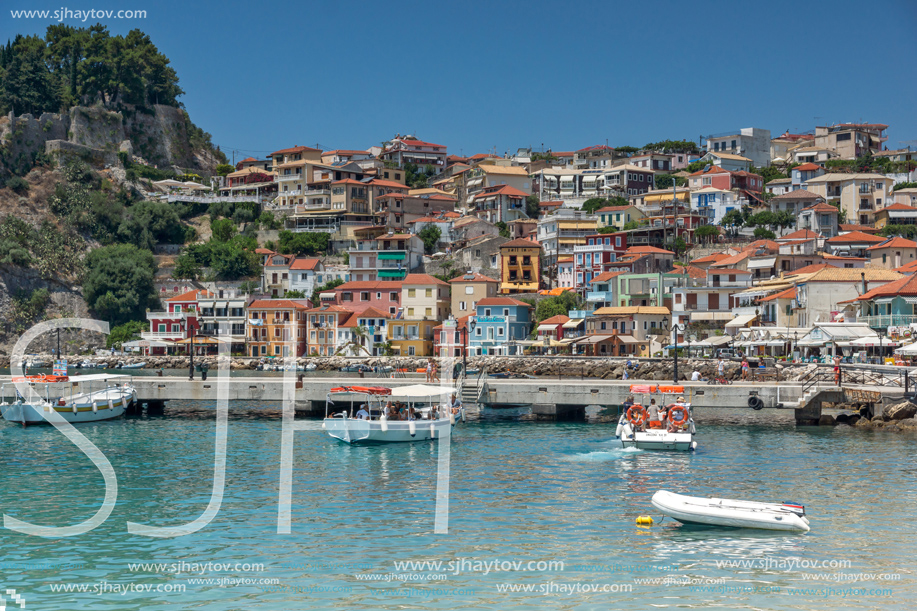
[136,125,917,365]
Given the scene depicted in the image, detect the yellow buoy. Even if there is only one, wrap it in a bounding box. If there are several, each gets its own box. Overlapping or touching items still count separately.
[636,516,654,526]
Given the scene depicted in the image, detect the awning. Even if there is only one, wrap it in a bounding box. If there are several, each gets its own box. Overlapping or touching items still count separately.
[616,335,640,344]
[467,177,483,187]
[725,314,757,328]
[747,257,777,269]
[582,175,598,183]
[563,319,584,329]
[690,312,734,321]
[701,335,733,346]
[536,324,558,332]
[574,334,616,344]
[123,339,173,348]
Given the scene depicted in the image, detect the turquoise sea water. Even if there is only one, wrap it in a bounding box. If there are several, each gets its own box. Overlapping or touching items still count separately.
[0,402,914,610]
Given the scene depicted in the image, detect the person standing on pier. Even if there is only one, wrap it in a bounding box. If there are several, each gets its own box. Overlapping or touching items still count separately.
[741,358,749,381]
[426,359,434,382]
[717,358,726,381]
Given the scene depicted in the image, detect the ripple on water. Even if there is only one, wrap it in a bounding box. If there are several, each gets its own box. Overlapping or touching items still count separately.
[0,402,915,610]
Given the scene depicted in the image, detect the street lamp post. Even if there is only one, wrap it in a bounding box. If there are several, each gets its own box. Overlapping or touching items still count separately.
[188,327,195,380]
[663,316,685,384]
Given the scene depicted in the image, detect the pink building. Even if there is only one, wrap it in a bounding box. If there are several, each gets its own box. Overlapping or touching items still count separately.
[328,280,404,316]
[573,233,628,288]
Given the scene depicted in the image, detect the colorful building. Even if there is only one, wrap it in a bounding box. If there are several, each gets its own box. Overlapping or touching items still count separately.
[247,299,309,357]
[499,238,542,294]
[469,298,533,355]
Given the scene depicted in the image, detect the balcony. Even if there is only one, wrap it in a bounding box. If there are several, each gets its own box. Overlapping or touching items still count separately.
[140,331,184,340]
[574,243,618,252]
[586,291,615,302]
[859,314,917,329]
[278,173,304,182]
[146,311,186,320]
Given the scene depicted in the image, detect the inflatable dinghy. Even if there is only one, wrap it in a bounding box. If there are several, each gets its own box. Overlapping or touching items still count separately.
[651,490,809,532]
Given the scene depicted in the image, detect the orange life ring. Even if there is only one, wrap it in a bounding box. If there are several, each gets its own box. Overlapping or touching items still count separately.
[626,404,647,427]
[668,405,688,426]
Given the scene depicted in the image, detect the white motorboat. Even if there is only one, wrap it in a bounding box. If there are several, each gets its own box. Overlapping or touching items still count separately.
[304,363,317,371]
[651,490,810,532]
[616,402,697,451]
[323,384,463,444]
[0,374,137,425]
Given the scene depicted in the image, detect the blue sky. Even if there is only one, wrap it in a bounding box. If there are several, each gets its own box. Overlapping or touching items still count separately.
[4,0,916,160]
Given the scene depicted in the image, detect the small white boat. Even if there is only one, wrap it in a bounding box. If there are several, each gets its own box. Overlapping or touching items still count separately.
[651,490,810,532]
[0,374,136,425]
[616,402,696,451]
[304,363,317,371]
[119,361,146,369]
[79,360,95,369]
[323,384,463,444]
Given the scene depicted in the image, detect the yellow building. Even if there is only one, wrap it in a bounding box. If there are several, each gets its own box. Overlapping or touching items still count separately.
[388,319,437,356]
[596,204,646,230]
[499,238,541,294]
[805,173,895,227]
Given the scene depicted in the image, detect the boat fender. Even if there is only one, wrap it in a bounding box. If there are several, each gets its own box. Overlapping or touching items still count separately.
[748,396,764,410]
[615,419,624,438]
[429,423,435,438]
[460,407,466,422]
[408,419,415,437]
[108,398,114,411]
[380,414,389,432]
[321,421,326,429]
[636,516,654,526]
[449,411,456,425]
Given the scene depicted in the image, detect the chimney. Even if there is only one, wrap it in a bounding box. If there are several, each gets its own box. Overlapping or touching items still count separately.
[861,271,867,295]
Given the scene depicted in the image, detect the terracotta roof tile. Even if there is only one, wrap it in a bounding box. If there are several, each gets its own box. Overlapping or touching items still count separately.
[866,237,917,250]
[826,231,886,244]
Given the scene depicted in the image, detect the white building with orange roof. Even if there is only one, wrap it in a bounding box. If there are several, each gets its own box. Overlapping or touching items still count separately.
[472,184,530,224]
[348,230,424,282]
[287,257,325,299]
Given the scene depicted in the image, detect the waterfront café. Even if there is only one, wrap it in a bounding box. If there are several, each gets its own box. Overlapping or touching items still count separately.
[795,323,883,362]
[731,326,810,359]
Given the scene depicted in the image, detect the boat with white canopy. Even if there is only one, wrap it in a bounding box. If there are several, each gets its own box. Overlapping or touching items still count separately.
[0,373,136,425]
[322,384,463,444]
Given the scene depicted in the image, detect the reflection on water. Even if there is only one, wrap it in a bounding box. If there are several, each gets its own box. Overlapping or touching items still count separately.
[0,401,914,610]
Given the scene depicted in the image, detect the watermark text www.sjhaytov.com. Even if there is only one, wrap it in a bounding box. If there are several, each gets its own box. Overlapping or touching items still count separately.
[10,8,146,21]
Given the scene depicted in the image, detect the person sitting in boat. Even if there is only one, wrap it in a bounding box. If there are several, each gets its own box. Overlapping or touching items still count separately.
[449,393,463,415]
[646,399,662,429]
[356,404,370,420]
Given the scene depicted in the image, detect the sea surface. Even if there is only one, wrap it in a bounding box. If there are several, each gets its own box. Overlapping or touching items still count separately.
[0,401,913,610]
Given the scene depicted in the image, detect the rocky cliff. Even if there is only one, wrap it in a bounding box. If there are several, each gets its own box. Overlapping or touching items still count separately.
[0,103,221,174]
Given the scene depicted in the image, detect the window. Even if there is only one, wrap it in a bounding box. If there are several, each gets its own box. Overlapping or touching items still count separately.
[425,307,432,317]
[274,346,281,355]
[408,289,416,298]
[497,327,504,336]
[157,323,165,333]
[425,289,432,298]
[485,309,491,316]
[475,327,482,336]
[361,292,369,301]
[503,309,509,316]
[460,301,466,310]
[407,308,415,317]
[408,346,415,356]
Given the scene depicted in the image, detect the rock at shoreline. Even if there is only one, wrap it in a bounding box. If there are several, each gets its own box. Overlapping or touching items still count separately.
[818,414,836,426]
[885,401,917,421]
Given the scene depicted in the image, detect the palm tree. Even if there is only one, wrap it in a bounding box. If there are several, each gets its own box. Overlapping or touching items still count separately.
[335,325,373,357]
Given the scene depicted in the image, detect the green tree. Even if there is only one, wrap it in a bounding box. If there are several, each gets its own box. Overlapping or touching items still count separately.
[533,291,580,323]
[238,280,260,294]
[686,159,714,173]
[525,195,540,218]
[285,290,306,298]
[695,224,719,244]
[276,230,329,256]
[879,224,917,239]
[215,164,235,177]
[117,200,187,247]
[209,238,258,280]
[753,227,777,239]
[581,198,609,214]
[750,165,787,184]
[83,244,157,326]
[173,253,201,280]
[614,145,639,155]
[653,174,687,190]
[720,209,745,228]
[311,278,344,305]
[106,320,145,348]
[494,222,510,239]
[642,140,700,155]
[210,218,237,242]
[894,182,917,191]
[417,224,443,253]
